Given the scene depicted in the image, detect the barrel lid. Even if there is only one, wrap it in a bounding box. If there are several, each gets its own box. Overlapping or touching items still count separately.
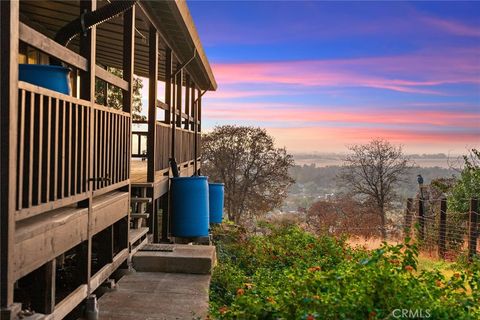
[19,64,70,72]
[209,182,225,186]
[171,176,208,180]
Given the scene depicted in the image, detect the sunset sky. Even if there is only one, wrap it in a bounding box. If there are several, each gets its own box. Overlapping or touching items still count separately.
[187,1,479,154]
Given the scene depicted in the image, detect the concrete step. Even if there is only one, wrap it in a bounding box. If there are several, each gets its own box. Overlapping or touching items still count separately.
[133,244,216,275]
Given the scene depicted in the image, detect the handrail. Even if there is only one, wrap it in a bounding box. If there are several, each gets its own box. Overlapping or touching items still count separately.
[95,66,129,91]
[19,22,88,71]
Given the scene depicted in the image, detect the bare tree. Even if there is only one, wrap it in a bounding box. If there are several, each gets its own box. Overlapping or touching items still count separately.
[338,139,412,238]
[202,126,294,223]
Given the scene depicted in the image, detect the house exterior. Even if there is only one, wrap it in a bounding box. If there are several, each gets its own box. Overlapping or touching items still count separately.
[0,1,216,318]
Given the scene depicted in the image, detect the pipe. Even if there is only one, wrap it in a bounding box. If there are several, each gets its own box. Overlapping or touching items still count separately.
[54,0,137,47]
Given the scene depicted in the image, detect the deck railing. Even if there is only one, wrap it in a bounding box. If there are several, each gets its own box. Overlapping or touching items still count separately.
[16,82,131,219]
[154,122,171,171]
[92,105,131,193]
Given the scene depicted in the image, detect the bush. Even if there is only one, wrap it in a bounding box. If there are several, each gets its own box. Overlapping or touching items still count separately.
[209,224,480,319]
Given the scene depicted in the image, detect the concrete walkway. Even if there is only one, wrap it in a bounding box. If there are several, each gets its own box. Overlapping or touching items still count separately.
[98,272,210,320]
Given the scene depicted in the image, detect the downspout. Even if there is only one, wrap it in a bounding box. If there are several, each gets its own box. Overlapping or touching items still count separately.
[51,0,137,65]
[54,0,137,47]
[169,49,197,177]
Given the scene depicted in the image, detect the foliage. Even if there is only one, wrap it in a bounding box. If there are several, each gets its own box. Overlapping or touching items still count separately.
[95,67,145,120]
[338,139,412,238]
[449,149,480,213]
[201,126,295,223]
[209,224,480,319]
[306,196,384,238]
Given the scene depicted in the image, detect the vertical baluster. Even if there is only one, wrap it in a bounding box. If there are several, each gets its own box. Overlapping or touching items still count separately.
[28,92,35,207]
[106,111,111,187]
[36,94,43,205]
[53,98,59,201]
[17,90,26,210]
[73,104,78,194]
[59,100,66,199]
[66,101,72,197]
[79,105,84,193]
[43,96,51,203]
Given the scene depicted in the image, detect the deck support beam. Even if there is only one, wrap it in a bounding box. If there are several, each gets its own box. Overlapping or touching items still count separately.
[79,0,97,295]
[147,26,158,183]
[0,0,19,311]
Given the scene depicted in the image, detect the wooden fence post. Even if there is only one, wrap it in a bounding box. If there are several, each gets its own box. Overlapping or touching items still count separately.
[438,197,447,259]
[418,198,425,241]
[468,198,478,261]
[404,198,413,234]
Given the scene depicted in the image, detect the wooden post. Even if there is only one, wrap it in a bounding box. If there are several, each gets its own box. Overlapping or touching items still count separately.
[0,0,19,311]
[190,83,196,131]
[404,198,413,234]
[147,26,158,183]
[160,193,169,243]
[469,198,478,261]
[79,0,97,294]
[122,6,135,114]
[30,260,56,314]
[176,67,183,129]
[184,74,190,130]
[418,197,425,241]
[164,48,172,125]
[438,197,447,259]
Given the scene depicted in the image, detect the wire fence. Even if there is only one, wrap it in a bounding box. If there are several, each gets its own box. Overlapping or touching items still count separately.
[403,197,478,261]
[305,197,478,261]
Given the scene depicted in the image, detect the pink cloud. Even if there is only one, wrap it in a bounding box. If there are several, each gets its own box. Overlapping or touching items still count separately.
[211,48,480,95]
[203,102,480,128]
[421,16,480,37]
[266,126,479,153]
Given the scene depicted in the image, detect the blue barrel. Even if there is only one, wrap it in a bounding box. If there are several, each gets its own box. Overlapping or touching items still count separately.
[171,176,209,237]
[19,64,71,95]
[209,183,225,224]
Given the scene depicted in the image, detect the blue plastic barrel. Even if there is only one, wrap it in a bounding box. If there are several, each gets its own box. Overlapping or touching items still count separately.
[209,183,224,224]
[171,176,209,237]
[19,64,71,95]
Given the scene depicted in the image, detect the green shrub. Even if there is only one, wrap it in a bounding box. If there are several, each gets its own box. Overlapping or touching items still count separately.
[209,224,480,319]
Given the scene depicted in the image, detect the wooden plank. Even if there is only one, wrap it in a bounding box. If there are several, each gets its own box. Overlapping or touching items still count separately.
[15,193,90,222]
[14,207,89,280]
[92,180,130,198]
[19,22,88,71]
[89,248,128,293]
[95,65,129,91]
[148,26,158,183]
[45,285,88,320]
[157,99,169,111]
